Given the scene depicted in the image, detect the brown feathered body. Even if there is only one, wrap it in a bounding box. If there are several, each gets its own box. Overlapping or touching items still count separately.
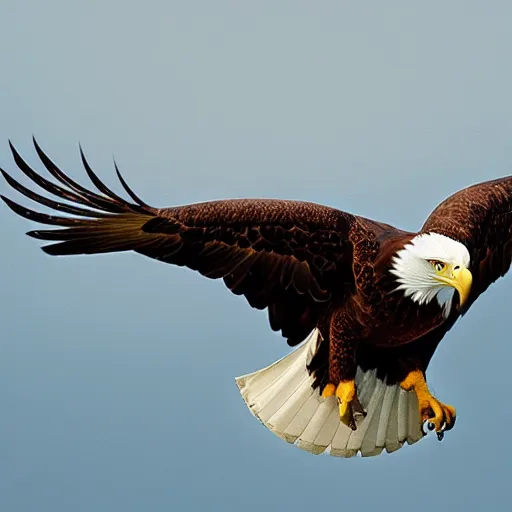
[3,140,512,457]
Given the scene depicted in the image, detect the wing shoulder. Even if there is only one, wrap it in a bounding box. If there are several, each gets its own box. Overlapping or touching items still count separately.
[421,175,512,309]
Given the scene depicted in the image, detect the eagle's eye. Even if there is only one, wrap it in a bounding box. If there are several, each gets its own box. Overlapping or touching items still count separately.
[429,260,446,273]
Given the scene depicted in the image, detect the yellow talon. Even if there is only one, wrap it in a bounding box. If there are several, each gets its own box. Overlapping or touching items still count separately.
[321,383,336,398]
[336,380,357,429]
[401,370,456,435]
[321,380,363,430]
[335,380,356,403]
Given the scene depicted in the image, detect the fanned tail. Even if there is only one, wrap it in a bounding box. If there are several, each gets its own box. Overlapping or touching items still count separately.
[235,329,424,457]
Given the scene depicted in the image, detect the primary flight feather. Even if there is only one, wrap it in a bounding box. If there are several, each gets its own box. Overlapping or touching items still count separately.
[3,138,511,457]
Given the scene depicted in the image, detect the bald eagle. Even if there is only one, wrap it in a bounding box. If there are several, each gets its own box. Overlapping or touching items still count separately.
[2,139,509,458]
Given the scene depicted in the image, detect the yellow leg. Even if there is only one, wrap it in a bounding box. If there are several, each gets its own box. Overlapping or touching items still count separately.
[401,370,456,438]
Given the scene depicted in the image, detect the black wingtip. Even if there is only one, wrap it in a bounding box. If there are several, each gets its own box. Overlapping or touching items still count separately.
[0,167,27,193]
[1,167,21,188]
[8,139,25,164]
[78,143,110,195]
[78,143,87,167]
[8,139,16,156]
[0,195,37,220]
[26,229,68,241]
[32,135,43,155]
[113,158,150,208]
[4,139,154,222]
[41,244,61,256]
[32,136,54,166]
[1,194,19,210]
[8,139,31,172]
[26,230,44,239]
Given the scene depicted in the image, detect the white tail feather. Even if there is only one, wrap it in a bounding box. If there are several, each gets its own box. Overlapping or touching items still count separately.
[235,329,424,458]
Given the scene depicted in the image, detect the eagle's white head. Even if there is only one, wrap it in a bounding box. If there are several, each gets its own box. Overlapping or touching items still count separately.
[390,232,472,318]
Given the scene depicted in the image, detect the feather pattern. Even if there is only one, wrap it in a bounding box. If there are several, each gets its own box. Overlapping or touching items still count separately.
[421,175,512,312]
[0,139,371,345]
[6,141,512,458]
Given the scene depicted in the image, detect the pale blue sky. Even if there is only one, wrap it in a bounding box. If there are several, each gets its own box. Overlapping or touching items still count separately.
[2,2,512,511]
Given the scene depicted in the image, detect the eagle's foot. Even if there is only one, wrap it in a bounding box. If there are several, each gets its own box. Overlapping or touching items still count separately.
[400,370,456,440]
[321,380,365,430]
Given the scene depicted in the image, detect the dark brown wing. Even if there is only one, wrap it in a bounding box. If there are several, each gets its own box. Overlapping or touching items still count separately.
[1,139,380,345]
[421,175,512,312]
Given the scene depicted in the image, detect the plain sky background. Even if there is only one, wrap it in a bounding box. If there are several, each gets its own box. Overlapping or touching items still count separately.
[2,2,512,511]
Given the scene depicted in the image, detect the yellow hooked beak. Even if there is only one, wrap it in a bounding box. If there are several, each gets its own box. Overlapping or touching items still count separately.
[452,267,473,307]
[435,265,473,308]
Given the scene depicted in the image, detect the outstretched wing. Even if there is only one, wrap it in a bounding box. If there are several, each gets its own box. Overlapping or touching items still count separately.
[1,139,371,345]
[421,175,512,312]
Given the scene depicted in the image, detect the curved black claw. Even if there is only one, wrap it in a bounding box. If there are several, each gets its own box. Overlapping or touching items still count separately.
[443,415,456,432]
[339,395,366,431]
[421,401,456,440]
